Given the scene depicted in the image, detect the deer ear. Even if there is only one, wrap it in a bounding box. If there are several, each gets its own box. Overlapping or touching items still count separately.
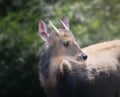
[61,16,69,29]
[38,20,48,41]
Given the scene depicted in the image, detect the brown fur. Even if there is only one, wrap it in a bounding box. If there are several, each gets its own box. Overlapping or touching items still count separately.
[83,40,120,55]
[82,40,120,80]
[40,39,120,97]
[39,19,120,97]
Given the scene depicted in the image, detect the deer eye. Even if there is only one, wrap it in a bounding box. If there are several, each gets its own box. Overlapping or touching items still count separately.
[63,40,69,47]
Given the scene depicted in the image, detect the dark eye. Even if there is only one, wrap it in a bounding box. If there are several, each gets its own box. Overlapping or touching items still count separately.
[63,41,69,47]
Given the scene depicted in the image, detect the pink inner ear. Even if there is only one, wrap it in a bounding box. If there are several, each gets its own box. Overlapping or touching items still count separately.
[62,16,68,24]
[38,20,48,41]
[41,32,47,37]
[39,21,46,32]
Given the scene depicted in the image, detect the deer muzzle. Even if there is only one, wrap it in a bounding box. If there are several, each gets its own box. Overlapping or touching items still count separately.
[76,52,88,61]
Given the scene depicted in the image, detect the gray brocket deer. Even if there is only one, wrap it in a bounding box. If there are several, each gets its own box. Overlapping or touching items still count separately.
[38,16,120,97]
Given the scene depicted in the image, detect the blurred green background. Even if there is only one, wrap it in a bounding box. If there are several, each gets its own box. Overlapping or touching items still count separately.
[0,0,120,97]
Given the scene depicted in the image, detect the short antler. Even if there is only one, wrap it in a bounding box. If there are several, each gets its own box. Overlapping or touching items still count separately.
[60,20,69,30]
[49,20,59,33]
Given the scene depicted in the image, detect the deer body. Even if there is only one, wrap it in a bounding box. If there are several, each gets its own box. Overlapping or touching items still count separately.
[38,17,120,97]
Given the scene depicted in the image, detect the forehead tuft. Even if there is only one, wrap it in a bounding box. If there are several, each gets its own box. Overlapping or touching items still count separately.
[59,29,75,40]
[58,30,72,38]
[49,29,75,41]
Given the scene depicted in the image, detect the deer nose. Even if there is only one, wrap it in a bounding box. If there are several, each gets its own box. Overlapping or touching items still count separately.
[76,52,88,61]
[82,53,88,60]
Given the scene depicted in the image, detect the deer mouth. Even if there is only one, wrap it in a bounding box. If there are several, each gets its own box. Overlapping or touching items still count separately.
[76,57,85,62]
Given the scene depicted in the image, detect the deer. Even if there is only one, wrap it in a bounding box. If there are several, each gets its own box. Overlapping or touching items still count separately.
[38,16,120,97]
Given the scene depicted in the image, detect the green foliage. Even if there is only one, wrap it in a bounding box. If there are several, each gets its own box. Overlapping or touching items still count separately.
[0,0,120,97]
[0,11,45,97]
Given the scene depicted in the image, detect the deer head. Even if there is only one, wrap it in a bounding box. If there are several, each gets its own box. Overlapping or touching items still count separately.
[38,16,87,63]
